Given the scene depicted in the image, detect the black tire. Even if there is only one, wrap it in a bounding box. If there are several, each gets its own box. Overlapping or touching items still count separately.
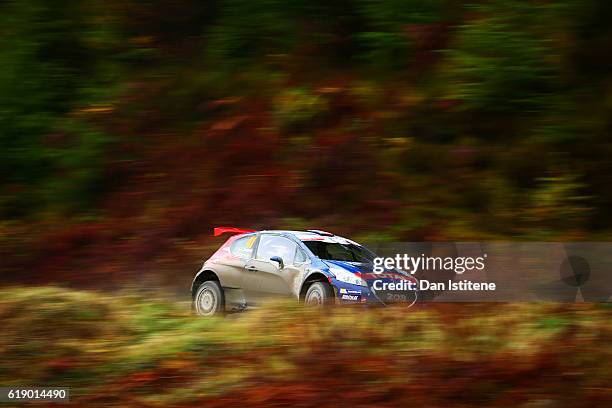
[193,280,225,316]
[304,281,334,307]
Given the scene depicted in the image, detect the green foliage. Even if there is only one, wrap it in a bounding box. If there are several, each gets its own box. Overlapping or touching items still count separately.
[273,88,327,132]
[206,0,362,68]
[206,0,298,64]
[0,0,123,217]
[356,0,447,69]
[446,1,559,113]
[524,174,591,232]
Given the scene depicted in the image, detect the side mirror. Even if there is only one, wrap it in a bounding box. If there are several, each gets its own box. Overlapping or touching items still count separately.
[270,256,284,269]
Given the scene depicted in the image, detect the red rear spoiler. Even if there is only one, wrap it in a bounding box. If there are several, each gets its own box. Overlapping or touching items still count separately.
[213,226,257,237]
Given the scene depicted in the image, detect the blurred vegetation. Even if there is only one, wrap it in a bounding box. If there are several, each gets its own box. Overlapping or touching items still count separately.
[2,0,612,282]
[0,1,122,216]
[0,287,610,406]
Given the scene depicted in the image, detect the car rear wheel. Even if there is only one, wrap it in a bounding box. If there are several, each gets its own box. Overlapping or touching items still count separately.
[304,281,334,307]
[194,281,224,316]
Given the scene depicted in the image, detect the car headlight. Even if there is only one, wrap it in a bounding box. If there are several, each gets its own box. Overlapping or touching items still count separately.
[330,266,367,286]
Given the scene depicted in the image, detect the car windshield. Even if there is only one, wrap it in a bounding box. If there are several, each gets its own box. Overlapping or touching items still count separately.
[302,241,376,263]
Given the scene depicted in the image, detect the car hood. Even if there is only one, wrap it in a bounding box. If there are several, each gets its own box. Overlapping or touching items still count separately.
[322,259,368,273]
[322,259,413,281]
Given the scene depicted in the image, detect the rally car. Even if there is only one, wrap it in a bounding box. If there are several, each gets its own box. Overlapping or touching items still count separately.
[191,227,418,316]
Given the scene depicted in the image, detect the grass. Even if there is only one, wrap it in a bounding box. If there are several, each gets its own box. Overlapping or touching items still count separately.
[0,286,610,406]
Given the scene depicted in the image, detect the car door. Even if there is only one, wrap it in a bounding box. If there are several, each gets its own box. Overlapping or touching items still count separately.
[213,234,258,288]
[243,234,305,302]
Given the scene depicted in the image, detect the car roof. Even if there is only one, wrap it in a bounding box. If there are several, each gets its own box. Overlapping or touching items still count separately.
[260,230,360,245]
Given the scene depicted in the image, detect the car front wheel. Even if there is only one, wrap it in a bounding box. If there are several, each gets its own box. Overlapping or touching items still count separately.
[194,280,225,316]
[304,281,334,307]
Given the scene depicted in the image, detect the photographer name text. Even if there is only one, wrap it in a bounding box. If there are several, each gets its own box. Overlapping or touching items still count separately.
[373,279,496,291]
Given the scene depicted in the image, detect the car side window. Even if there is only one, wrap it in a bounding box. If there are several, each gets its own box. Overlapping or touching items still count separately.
[230,235,256,259]
[256,235,296,265]
[295,248,307,263]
